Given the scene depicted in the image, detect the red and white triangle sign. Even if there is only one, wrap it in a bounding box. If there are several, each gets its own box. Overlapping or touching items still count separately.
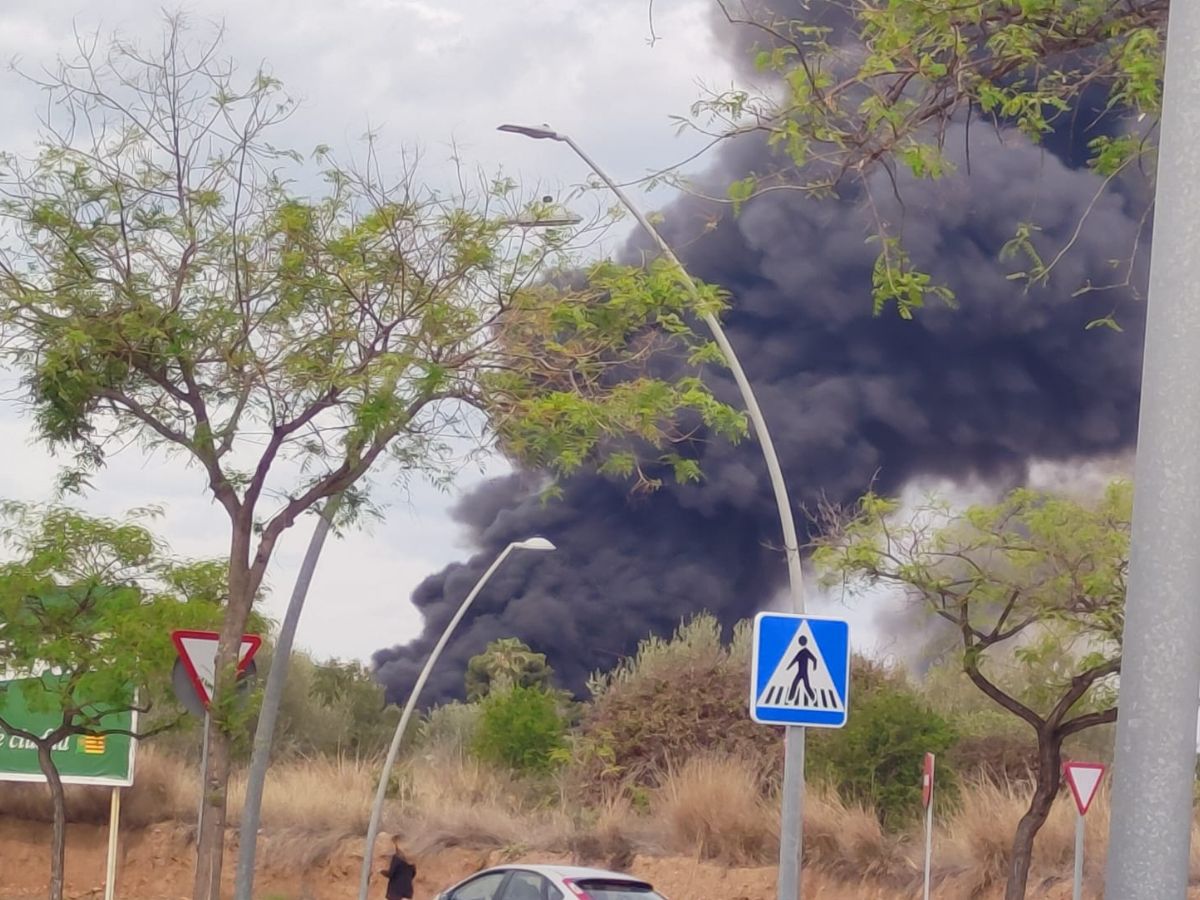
[171,630,262,708]
[1063,761,1106,816]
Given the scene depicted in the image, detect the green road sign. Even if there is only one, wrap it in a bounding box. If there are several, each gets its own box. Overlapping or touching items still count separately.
[0,677,137,786]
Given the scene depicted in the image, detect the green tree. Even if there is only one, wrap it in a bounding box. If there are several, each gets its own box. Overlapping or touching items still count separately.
[813,482,1128,900]
[686,1,1164,319]
[473,684,567,774]
[0,502,223,900]
[0,22,743,896]
[465,637,554,701]
[809,684,956,826]
[308,658,398,756]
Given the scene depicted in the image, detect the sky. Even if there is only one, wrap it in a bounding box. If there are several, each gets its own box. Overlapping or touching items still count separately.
[0,0,740,662]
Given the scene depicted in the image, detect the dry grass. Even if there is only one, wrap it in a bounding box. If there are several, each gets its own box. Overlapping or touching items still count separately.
[7,743,1200,894]
[385,755,572,857]
[656,754,778,865]
[933,778,1200,897]
[568,797,657,869]
[0,746,195,827]
[804,783,909,884]
[227,754,374,833]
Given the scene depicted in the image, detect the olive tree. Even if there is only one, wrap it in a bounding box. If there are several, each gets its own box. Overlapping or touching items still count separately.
[0,502,224,900]
[813,482,1129,899]
[0,21,744,899]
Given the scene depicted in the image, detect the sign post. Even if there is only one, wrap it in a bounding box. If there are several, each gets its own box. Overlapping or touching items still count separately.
[922,752,935,900]
[197,711,210,835]
[104,787,121,900]
[1064,761,1106,900]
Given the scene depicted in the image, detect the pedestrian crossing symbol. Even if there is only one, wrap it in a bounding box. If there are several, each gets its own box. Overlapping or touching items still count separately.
[750,612,850,728]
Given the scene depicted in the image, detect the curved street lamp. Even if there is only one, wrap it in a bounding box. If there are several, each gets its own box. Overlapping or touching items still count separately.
[499,122,808,900]
[357,537,556,900]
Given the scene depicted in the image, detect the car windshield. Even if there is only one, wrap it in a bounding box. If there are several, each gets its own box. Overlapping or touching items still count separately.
[573,880,664,900]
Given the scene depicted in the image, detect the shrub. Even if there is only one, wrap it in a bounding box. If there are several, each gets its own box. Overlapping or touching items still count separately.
[473,685,567,773]
[579,614,926,795]
[417,701,482,760]
[580,614,779,789]
[948,732,1037,785]
[809,685,957,826]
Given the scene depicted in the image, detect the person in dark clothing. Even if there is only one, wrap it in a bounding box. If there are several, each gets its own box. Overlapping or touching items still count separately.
[379,836,416,900]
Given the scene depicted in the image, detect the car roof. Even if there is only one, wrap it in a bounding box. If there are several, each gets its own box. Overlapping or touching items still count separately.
[486,864,649,882]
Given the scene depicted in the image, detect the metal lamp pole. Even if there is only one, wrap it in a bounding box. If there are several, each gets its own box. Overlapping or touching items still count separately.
[498,123,808,900]
[356,537,556,900]
[1104,5,1200,897]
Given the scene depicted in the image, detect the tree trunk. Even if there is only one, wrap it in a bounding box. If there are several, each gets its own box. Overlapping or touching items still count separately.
[1005,730,1063,900]
[38,742,67,900]
[193,545,258,900]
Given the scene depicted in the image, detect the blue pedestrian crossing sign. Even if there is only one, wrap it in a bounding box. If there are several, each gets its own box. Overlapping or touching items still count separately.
[750,612,850,728]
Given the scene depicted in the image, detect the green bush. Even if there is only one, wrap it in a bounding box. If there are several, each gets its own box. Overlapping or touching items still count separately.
[472,684,567,773]
[809,685,957,826]
[577,614,920,794]
[417,700,481,759]
[580,614,777,789]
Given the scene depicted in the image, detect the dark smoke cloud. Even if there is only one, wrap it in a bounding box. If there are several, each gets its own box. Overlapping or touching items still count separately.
[373,7,1149,705]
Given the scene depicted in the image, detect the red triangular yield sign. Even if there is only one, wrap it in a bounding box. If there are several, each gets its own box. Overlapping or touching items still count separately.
[171,630,261,708]
[1063,761,1106,816]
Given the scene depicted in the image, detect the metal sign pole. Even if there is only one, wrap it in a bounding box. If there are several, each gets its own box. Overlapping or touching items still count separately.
[923,791,933,900]
[104,787,121,900]
[1073,809,1084,900]
[922,752,934,900]
[197,711,210,840]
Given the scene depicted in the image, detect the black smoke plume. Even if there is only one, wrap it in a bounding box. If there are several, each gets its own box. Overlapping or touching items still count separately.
[373,4,1150,704]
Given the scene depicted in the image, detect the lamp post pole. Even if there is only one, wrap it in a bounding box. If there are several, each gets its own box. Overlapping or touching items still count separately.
[1104,4,1200,896]
[356,537,556,900]
[499,123,808,900]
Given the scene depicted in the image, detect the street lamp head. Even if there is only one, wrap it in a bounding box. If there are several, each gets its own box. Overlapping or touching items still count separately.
[498,123,563,141]
[513,537,556,551]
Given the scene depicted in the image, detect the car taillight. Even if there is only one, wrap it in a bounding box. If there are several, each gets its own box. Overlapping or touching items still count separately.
[561,879,592,899]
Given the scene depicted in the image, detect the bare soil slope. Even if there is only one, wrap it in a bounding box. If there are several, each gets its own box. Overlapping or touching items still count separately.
[0,820,1164,900]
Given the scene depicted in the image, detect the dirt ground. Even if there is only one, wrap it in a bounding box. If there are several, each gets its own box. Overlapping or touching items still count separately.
[1,819,1192,900]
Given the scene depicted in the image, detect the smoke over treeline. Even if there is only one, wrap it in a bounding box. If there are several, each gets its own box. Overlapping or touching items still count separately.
[373,1,1150,704]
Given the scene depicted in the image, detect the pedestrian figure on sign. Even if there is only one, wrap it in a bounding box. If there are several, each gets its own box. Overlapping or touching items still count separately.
[787,635,817,704]
[379,836,416,900]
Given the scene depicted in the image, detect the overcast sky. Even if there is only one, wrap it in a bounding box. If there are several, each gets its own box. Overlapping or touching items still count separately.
[0,0,739,662]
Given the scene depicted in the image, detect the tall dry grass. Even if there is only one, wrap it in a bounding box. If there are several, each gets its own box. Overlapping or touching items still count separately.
[227,754,374,833]
[6,743,1200,893]
[387,755,567,854]
[936,778,1200,896]
[656,754,777,865]
[0,747,195,827]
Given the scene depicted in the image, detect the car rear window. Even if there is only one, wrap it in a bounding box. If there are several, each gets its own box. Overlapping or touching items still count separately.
[573,880,664,900]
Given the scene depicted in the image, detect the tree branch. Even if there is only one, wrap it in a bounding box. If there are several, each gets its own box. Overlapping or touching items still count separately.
[1046,656,1122,728]
[962,624,1044,732]
[1060,705,1118,738]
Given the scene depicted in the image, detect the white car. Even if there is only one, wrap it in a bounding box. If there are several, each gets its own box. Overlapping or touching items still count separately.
[433,864,667,900]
